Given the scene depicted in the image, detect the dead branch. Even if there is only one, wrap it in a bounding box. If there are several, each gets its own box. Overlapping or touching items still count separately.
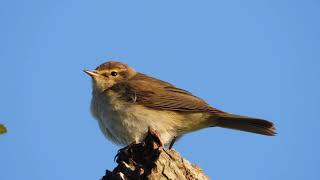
[101,129,210,180]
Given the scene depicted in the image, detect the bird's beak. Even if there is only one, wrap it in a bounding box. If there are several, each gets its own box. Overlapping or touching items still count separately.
[83,70,99,77]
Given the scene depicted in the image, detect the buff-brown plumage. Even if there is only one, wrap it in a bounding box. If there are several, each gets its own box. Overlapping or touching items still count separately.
[111,73,223,113]
[85,61,276,147]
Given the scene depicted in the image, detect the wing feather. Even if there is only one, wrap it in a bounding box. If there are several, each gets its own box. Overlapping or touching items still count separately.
[111,73,223,113]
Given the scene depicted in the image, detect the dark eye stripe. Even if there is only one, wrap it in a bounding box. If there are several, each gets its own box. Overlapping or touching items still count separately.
[119,71,128,78]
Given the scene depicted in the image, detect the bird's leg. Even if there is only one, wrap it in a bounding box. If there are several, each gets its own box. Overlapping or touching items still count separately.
[169,137,177,149]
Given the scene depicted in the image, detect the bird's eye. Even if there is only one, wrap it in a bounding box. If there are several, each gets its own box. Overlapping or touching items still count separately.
[110,71,118,76]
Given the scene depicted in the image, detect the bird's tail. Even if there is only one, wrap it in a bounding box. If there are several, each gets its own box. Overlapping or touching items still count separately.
[214,113,276,136]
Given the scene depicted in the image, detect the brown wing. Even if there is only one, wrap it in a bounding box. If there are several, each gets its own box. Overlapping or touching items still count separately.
[111,73,223,113]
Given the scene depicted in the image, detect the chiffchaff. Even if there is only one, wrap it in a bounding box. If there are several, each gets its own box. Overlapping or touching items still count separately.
[84,61,275,148]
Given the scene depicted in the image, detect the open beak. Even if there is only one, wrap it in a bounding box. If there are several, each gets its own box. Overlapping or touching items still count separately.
[83,70,99,77]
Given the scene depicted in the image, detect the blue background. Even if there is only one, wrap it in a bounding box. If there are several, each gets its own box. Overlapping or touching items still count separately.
[1,0,319,180]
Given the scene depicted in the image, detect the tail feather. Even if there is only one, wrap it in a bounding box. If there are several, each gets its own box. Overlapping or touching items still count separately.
[215,113,276,136]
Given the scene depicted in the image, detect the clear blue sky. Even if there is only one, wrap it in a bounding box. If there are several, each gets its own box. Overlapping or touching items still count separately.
[1,0,319,180]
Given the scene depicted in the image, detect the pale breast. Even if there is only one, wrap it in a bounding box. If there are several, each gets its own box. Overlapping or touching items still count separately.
[90,91,196,146]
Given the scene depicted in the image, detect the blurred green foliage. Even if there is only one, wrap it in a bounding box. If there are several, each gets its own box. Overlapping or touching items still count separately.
[0,124,7,134]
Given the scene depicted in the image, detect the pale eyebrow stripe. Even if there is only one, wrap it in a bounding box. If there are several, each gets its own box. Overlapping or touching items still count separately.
[99,69,124,74]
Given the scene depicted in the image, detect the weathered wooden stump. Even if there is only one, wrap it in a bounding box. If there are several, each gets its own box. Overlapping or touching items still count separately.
[101,129,209,180]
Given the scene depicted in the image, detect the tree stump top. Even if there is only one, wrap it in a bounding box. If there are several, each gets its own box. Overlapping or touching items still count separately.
[102,129,209,180]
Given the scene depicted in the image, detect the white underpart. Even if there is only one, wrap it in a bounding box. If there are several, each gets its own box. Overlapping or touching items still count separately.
[91,91,212,146]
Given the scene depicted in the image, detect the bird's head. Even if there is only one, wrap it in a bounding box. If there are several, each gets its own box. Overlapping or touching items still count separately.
[84,61,137,93]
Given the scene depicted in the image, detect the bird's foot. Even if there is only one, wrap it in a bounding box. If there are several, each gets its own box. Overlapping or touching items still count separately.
[114,128,163,164]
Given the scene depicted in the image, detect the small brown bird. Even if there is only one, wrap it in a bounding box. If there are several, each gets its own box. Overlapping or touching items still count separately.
[84,61,275,148]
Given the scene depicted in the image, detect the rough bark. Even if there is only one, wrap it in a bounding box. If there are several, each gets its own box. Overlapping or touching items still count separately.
[101,129,209,180]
